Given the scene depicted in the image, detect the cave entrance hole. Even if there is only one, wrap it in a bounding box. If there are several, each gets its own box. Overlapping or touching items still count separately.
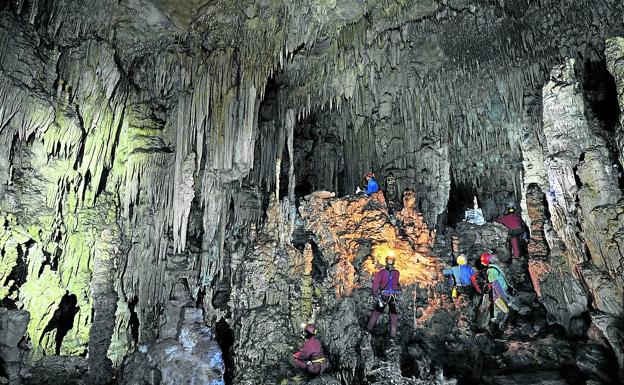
[41,292,79,355]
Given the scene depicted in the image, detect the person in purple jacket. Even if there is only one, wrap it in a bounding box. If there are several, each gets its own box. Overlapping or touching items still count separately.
[366,255,401,338]
[293,323,328,375]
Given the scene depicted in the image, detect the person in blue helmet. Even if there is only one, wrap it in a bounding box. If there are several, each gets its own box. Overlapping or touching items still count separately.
[364,172,379,195]
[443,254,478,299]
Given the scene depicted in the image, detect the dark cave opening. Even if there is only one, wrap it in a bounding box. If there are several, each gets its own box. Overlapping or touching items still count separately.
[445,179,477,227]
[41,292,79,355]
[581,58,624,191]
[215,318,235,385]
[582,59,621,135]
[275,112,345,202]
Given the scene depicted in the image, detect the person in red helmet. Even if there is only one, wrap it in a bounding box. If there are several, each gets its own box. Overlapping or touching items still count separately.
[293,323,328,375]
[366,254,401,338]
[477,253,519,333]
[495,204,527,259]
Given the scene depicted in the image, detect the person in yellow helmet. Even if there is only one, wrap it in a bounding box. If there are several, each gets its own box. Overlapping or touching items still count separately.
[442,254,478,299]
[366,255,401,338]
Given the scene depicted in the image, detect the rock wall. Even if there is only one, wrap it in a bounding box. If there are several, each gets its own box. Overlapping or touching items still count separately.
[522,56,624,374]
[0,308,30,384]
[1,0,624,383]
[227,190,455,384]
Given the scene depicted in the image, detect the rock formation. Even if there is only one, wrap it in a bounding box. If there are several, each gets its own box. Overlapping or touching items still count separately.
[0,308,30,384]
[0,0,624,384]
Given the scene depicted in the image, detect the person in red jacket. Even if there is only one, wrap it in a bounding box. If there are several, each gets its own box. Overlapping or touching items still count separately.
[366,255,401,337]
[293,323,328,375]
[495,204,526,259]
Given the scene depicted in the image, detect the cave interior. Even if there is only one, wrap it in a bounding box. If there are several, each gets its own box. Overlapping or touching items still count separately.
[1,1,624,385]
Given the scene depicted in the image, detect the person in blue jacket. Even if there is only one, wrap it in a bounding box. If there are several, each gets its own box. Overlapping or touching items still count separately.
[364,172,379,194]
[443,254,478,299]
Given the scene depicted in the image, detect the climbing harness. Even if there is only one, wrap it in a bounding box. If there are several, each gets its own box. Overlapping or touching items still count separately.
[307,357,326,365]
[378,269,400,307]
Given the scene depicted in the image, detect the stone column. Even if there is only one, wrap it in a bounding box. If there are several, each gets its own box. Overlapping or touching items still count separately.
[88,225,120,384]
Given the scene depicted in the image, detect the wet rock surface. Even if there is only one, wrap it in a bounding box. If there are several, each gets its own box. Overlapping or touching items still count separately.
[117,280,224,385]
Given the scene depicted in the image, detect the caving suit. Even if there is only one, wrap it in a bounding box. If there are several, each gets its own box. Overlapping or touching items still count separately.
[366,268,400,337]
[366,178,379,194]
[293,336,328,375]
[495,213,525,258]
[443,264,476,298]
[486,264,517,324]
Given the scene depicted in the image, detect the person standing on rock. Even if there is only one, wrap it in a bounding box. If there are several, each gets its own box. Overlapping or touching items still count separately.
[495,204,527,259]
[478,253,519,334]
[442,254,477,299]
[364,172,379,194]
[366,254,401,338]
[293,323,328,375]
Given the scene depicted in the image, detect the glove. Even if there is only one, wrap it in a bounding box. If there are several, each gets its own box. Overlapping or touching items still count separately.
[470,274,482,293]
[451,287,458,298]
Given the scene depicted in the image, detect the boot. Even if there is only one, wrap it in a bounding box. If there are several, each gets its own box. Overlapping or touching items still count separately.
[390,313,398,337]
[367,310,381,331]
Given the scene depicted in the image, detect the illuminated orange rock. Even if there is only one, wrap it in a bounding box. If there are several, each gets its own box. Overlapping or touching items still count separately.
[299,192,441,298]
[395,189,435,254]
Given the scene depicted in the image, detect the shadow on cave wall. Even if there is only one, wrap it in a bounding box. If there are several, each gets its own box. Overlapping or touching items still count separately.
[40,292,79,355]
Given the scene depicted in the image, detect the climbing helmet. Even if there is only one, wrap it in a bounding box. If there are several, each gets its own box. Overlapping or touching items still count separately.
[303,323,318,337]
[480,253,493,266]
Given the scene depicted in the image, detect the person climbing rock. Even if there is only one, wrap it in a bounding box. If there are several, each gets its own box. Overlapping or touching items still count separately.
[478,253,519,334]
[364,172,379,195]
[366,254,401,338]
[495,204,527,259]
[292,323,328,375]
[442,254,477,299]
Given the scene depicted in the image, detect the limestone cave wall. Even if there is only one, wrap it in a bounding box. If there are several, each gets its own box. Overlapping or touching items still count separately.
[0,0,624,384]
